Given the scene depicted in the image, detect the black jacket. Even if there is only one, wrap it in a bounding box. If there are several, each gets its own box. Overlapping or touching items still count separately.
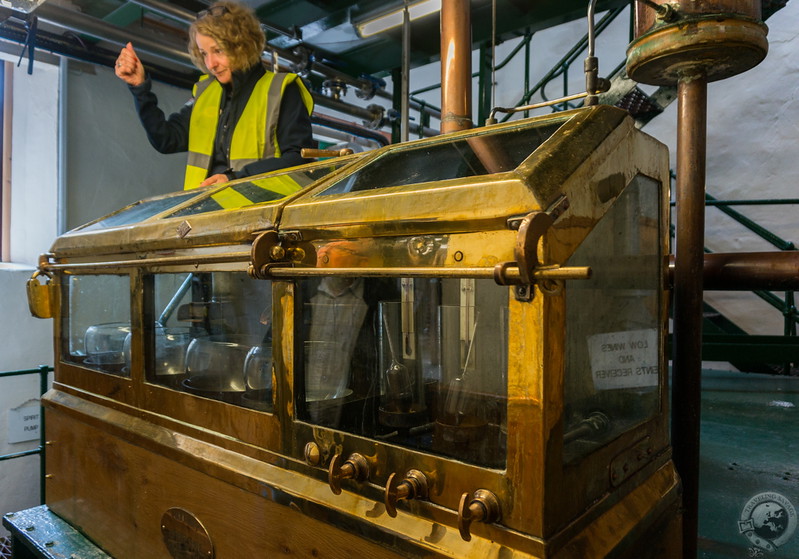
[129,64,315,181]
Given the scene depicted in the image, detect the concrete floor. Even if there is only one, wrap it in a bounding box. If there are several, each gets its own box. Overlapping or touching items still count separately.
[697,369,799,558]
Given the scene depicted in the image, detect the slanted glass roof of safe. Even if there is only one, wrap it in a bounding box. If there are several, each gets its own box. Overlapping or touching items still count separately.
[314,119,566,196]
[78,159,354,232]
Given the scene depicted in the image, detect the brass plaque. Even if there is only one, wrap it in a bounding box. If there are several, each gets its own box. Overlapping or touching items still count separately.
[161,508,214,559]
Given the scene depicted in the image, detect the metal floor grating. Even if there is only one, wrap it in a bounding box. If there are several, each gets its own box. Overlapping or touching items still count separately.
[0,536,11,559]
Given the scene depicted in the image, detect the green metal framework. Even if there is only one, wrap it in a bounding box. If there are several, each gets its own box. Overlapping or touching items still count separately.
[0,366,52,505]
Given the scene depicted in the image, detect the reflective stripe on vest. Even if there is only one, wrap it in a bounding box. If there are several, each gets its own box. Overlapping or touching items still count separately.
[184,71,314,191]
[205,173,308,212]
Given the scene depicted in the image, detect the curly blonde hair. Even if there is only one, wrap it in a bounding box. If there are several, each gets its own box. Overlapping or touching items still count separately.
[188,1,265,74]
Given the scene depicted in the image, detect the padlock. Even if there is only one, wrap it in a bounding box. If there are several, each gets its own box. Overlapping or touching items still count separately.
[26,270,54,319]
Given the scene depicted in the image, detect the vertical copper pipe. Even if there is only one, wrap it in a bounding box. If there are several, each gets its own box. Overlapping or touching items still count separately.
[672,72,707,559]
[440,0,472,133]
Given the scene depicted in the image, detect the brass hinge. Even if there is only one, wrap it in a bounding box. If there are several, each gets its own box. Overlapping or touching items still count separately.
[249,229,317,280]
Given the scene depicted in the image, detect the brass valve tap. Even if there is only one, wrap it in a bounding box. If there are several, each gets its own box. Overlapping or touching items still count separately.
[457,489,501,541]
[384,470,429,518]
[328,452,370,495]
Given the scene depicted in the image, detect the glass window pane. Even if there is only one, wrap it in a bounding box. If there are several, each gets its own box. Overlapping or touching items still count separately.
[315,121,565,196]
[148,272,273,412]
[62,274,131,377]
[563,175,663,462]
[296,275,508,469]
[79,191,200,231]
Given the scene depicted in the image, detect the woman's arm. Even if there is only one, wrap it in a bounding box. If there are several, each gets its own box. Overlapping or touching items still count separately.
[129,79,192,154]
[117,42,192,154]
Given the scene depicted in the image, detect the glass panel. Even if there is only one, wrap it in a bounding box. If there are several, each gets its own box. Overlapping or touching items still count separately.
[315,120,566,196]
[62,274,131,377]
[147,272,273,412]
[563,175,662,462]
[296,276,508,469]
[79,191,199,231]
[168,162,349,217]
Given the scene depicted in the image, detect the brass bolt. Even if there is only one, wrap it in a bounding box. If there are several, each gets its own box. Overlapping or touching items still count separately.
[304,442,321,466]
[270,245,286,260]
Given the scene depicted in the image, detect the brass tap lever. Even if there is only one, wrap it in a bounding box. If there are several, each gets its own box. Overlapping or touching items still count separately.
[457,489,501,541]
[384,470,429,518]
[328,452,369,495]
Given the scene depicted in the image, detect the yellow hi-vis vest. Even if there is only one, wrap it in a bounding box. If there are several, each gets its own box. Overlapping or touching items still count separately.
[184,70,313,191]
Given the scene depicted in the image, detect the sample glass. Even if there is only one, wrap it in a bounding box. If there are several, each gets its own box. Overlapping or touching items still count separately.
[63,274,131,377]
[146,272,273,411]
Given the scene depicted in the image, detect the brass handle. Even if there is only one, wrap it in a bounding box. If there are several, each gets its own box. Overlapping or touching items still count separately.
[328,452,370,495]
[301,148,354,159]
[384,469,429,518]
[457,489,501,541]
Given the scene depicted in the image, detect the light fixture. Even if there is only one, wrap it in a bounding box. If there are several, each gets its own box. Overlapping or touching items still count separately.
[356,0,441,38]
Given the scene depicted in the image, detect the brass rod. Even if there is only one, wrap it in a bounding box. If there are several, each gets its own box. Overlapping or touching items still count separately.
[42,251,251,272]
[486,92,588,124]
[672,72,707,559]
[266,265,591,281]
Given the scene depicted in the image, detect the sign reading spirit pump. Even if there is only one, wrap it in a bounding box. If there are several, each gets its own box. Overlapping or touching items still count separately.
[7,400,41,444]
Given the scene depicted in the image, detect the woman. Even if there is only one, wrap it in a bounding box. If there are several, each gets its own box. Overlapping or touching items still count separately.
[115,1,315,190]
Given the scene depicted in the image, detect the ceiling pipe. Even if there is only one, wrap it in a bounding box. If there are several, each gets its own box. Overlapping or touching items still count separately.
[440,0,472,133]
[35,2,191,67]
[124,0,196,24]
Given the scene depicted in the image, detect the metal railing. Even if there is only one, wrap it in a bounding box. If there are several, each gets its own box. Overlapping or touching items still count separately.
[704,194,799,356]
[0,365,52,504]
[669,189,799,373]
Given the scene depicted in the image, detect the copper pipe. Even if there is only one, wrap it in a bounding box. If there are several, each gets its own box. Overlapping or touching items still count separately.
[667,251,799,290]
[672,72,708,559]
[440,0,472,133]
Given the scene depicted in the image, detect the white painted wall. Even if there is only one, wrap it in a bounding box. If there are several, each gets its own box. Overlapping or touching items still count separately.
[6,55,59,266]
[64,59,187,231]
